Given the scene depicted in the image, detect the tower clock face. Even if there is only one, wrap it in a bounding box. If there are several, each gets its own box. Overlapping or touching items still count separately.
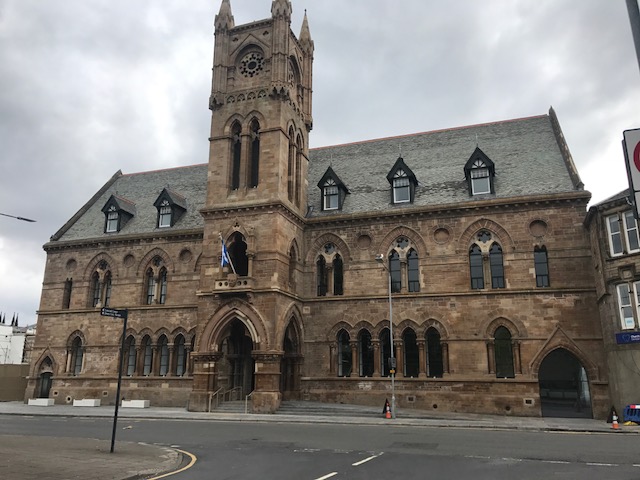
[239,52,264,78]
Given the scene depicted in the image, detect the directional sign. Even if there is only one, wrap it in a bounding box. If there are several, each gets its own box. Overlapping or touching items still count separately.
[100,307,128,319]
[623,128,640,219]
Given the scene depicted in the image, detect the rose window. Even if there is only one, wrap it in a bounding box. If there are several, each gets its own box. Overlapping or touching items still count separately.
[239,52,264,78]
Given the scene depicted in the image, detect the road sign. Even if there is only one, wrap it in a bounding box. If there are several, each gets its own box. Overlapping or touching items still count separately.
[100,307,128,319]
[623,128,640,219]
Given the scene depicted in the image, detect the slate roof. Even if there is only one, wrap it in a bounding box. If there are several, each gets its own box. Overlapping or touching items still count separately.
[51,112,583,244]
[53,164,208,243]
[307,113,581,218]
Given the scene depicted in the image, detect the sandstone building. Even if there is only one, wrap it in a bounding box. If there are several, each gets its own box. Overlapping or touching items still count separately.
[26,0,611,418]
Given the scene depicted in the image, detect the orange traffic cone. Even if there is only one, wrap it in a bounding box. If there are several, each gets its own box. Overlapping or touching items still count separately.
[612,412,620,430]
[385,401,391,419]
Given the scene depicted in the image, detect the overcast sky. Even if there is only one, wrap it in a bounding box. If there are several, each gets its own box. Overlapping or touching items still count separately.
[1,0,639,326]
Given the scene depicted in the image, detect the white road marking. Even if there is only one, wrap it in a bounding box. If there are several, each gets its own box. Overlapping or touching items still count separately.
[352,453,383,466]
[315,473,338,480]
[542,460,570,464]
[586,462,617,467]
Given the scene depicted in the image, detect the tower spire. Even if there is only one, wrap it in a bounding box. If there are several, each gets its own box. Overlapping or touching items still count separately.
[271,0,292,20]
[215,0,234,31]
[299,9,314,51]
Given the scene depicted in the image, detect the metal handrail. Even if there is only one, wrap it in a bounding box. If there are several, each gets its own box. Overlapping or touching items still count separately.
[208,387,224,412]
[245,390,254,414]
[224,386,242,402]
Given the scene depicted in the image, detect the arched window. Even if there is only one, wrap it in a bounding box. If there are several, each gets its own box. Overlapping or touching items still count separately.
[469,244,484,289]
[71,337,84,375]
[295,135,303,206]
[358,330,374,377]
[287,127,295,202]
[175,335,187,376]
[231,122,242,190]
[426,327,443,378]
[145,268,155,305]
[534,246,550,287]
[158,268,168,304]
[380,328,393,377]
[316,256,327,296]
[141,336,153,376]
[494,326,514,378]
[63,278,73,309]
[392,168,411,203]
[337,330,351,377]
[333,254,343,296]
[91,272,101,307]
[407,248,420,293]
[489,243,505,288]
[403,329,419,378]
[249,119,260,188]
[288,245,297,289]
[124,336,136,376]
[229,232,249,276]
[103,272,112,307]
[389,250,401,293]
[158,335,169,376]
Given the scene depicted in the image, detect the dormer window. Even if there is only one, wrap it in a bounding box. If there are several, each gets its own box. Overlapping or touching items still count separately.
[386,157,417,205]
[101,195,135,233]
[393,169,411,203]
[106,206,119,233]
[153,188,186,228]
[470,160,491,194]
[323,178,339,210]
[317,166,349,211]
[158,200,172,228]
[464,147,495,196]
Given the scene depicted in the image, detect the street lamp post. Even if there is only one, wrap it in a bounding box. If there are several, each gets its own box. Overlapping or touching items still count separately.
[376,253,396,419]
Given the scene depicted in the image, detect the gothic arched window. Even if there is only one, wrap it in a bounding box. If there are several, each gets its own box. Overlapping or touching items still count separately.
[142,336,153,376]
[489,243,505,289]
[403,329,419,378]
[249,119,260,188]
[333,254,343,296]
[337,330,351,377]
[358,330,374,377]
[469,244,484,290]
[494,326,514,378]
[231,122,242,190]
[534,246,550,287]
[124,336,136,376]
[316,256,327,296]
[71,336,84,375]
[426,327,444,378]
[158,335,169,376]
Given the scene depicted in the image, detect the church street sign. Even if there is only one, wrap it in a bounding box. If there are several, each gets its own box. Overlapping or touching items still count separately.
[100,307,128,319]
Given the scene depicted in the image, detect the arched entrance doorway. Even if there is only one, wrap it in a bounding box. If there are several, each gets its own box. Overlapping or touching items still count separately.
[538,348,592,418]
[36,357,54,398]
[219,319,255,396]
[280,320,302,400]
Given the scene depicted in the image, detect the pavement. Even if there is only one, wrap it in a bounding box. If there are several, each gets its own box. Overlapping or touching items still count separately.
[0,400,638,480]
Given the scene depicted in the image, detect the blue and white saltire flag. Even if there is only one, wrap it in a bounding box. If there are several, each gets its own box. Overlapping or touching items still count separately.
[220,234,236,273]
[221,240,230,267]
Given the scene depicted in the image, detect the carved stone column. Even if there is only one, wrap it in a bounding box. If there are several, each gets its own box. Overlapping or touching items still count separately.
[486,341,495,375]
[442,342,450,375]
[394,339,404,378]
[514,341,522,375]
[350,341,358,377]
[135,347,143,376]
[372,340,381,377]
[188,352,222,412]
[417,340,426,378]
[329,344,336,375]
[251,350,284,413]
[167,344,175,376]
[151,344,160,376]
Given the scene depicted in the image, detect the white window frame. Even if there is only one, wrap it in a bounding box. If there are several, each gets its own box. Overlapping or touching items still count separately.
[393,169,410,203]
[470,160,491,195]
[606,214,624,256]
[323,179,339,210]
[617,283,638,330]
[623,211,640,254]
[158,200,172,228]
[106,206,119,233]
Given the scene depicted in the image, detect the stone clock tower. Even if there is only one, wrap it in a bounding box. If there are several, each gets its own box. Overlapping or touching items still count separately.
[190,0,313,413]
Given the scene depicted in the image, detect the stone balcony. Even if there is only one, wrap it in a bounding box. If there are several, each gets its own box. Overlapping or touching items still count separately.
[212,274,254,293]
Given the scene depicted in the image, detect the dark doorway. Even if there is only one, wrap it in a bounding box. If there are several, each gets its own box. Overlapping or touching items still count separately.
[38,372,52,398]
[281,321,301,400]
[539,348,592,418]
[220,319,254,396]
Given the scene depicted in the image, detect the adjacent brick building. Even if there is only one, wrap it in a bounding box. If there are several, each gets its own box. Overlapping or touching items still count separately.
[26,0,611,418]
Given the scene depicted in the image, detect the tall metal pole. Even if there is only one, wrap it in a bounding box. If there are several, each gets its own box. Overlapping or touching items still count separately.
[387,270,396,419]
[110,310,128,453]
[627,0,640,74]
